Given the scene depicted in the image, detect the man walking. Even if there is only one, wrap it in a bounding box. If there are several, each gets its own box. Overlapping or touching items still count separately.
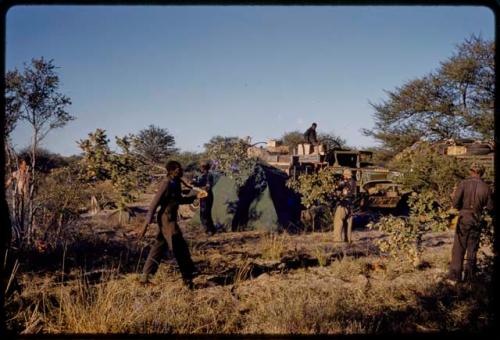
[446,162,493,284]
[138,160,204,288]
[191,161,216,235]
[333,169,357,243]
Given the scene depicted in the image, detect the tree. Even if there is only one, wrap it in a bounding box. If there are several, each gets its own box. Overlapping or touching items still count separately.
[132,125,177,164]
[169,151,204,173]
[317,132,346,150]
[6,58,74,243]
[389,141,469,206]
[17,147,69,173]
[279,131,304,152]
[204,136,258,188]
[363,35,494,154]
[78,129,149,223]
[4,71,22,172]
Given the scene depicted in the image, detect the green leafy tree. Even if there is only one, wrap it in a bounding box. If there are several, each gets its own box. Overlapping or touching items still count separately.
[4,71,22,170]
[287,166,342,230]
[169,151,204,173]
[6,58,74,243]
[132,125,177,164]
[77,129,112,182]
[369,191,451,266]
[204,136,258,188]
[363,35,494,154]
[78,129,149,223]
[389,141,469,206]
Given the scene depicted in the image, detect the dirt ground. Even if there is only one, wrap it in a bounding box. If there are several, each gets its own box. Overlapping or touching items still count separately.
[4,208,494,334]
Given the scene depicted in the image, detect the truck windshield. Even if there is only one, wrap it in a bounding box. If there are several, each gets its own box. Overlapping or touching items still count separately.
[336,153,357,167]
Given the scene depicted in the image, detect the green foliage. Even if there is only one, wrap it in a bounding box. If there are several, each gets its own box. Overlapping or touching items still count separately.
[5,57,74,243]
[369,190,451,264]
[131,125,177,164]
[77,129,112,182]
[7,57,74,145]
[389,141,468,206]
[287,166,340,209]
[78,129,149,209]
[35,165,88,239]
[4,70,22,138]
[364,35,494,153]
[169,151,204,174]
[204,136,258,188]
[477,212,495,276]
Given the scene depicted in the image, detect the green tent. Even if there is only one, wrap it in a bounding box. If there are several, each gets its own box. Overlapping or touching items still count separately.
[191,164,302,232]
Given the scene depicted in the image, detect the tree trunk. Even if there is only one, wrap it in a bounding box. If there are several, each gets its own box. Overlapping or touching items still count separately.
[27,130,38,245]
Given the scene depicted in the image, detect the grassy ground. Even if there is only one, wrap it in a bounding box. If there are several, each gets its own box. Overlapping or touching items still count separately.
[4,212,494,334]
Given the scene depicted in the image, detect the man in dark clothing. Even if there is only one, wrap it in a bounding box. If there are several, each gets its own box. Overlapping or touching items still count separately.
[191,161,216,235]
[138,160,203,288]
[304,123,318,145]
[447,162,494,283]
[333,169,357,243]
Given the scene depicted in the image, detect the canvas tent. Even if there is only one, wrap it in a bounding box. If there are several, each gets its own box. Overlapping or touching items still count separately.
[191,164,302,232]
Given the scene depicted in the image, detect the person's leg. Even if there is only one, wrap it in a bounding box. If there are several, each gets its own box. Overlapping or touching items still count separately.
[463,227,481,282]
[141,233,167,282]
[346,212,353,243]
[333,206,346,242]
[205,195,215,233]
[448,223,468,281]
[161,217,196,285]
[200,197,215,234]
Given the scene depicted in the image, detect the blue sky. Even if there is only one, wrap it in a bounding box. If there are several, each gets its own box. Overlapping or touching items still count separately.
[6,5,495,156]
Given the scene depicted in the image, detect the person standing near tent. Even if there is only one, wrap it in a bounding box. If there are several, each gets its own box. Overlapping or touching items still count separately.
[333,168,357,243]
[191,161,216,235]
[446,162,493,284]
[138,160,205,288]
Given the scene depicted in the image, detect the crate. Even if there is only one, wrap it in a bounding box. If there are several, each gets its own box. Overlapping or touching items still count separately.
[267,139,279,148]
[447,145,467,156]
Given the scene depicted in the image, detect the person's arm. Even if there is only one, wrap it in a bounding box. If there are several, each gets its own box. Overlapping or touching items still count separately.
[191,175,202,187]
[144,179,170,225]
[452,181,465,210]
[179,193,197,205]
[181,177,193,189]
[206,173,214,191]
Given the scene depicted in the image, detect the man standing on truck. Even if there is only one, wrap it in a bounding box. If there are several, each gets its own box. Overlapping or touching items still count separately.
[446,162,493,284]
[304,122,319,146]
[333,168,357,243]
[138,160,205,288]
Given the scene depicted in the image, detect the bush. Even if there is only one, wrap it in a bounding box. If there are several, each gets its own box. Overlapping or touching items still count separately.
[369,190,450,265]
[34,166,88,243]
[390,141,468,206]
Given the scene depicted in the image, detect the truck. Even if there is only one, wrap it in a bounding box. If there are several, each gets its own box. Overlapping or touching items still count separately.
[247,140,405,209]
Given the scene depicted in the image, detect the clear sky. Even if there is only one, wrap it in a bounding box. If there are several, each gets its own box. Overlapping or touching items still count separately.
[6,5,495,156]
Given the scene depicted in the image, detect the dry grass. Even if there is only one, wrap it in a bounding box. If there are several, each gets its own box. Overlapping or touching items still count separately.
[5,223,494,335]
